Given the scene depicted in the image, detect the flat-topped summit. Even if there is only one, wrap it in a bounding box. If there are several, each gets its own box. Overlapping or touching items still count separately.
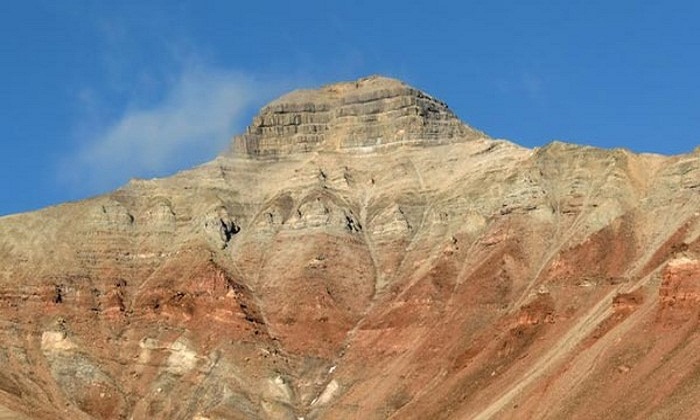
[231,75,485,158]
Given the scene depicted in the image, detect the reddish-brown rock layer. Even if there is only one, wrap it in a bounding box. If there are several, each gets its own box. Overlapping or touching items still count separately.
[1,76,700,419]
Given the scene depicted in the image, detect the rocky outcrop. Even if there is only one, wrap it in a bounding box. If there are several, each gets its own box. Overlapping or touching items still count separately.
[230,75,483,158]
[2,76,700,419]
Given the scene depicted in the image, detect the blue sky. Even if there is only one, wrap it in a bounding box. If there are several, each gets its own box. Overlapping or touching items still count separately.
[1,1,699,216]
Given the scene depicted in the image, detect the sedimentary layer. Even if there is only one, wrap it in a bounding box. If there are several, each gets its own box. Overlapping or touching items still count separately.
[231,76,483,158]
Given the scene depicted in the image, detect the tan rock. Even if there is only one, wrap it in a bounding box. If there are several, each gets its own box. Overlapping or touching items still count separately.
[1,76,700,419]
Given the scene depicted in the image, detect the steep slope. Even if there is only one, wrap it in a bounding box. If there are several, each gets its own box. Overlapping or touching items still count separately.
[1,76,700,419]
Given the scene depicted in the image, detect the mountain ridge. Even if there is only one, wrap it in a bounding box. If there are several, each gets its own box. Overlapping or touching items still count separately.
[1,76,700,419]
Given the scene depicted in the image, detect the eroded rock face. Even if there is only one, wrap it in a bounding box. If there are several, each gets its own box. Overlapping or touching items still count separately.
[231,75,482,158]
[1,76,700,419]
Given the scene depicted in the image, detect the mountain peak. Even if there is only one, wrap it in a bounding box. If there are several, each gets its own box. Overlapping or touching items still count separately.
[5,73,700,420]
[231,75,485,158]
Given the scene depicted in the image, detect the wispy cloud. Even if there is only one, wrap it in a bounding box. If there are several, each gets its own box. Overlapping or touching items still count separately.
[57,5,295,195]
[61,66,283,193]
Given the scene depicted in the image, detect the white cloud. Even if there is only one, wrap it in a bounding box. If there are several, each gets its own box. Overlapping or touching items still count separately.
[63,67,278,193]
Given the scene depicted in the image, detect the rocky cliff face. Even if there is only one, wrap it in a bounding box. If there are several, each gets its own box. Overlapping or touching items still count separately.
[231,76,481,157]
[1,76,700,419]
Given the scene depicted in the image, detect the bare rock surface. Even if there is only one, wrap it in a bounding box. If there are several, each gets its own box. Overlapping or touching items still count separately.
[1,76,700,419]
[231,75,482,157]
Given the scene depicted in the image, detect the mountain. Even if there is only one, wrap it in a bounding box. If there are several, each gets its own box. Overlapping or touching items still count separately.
[1,75,700,419]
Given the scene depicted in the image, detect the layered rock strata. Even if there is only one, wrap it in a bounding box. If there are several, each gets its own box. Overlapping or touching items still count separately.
[231,76,482,157]
[1,76,700,419]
